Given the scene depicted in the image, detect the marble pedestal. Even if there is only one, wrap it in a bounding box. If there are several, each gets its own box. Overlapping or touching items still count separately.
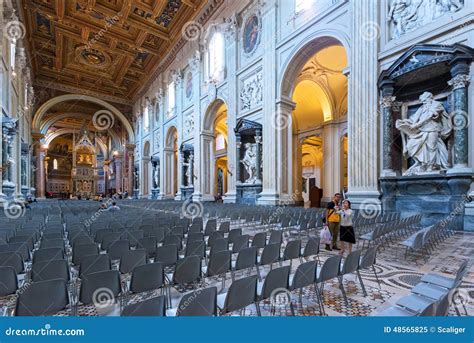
[132,189,139,199]
[151,188,160,200]
[380,173,473,230]
[21,186,29,197]
[236,183,262,205]
[2,181,15,198]
[181,187,194,200]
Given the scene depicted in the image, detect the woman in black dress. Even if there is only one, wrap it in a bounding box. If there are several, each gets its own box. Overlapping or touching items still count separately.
[338,200,355,257]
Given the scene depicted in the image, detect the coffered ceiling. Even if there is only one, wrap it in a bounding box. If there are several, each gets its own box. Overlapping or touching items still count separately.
[21,0,208,105]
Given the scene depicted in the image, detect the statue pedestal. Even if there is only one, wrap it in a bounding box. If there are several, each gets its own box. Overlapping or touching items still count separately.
[181,187,194,200]
[21,186,29,197]
[2,181,15,198]
[132,189,139,199]
[236,183,262,205]
[380,173,473,230]
[151,188,160,200]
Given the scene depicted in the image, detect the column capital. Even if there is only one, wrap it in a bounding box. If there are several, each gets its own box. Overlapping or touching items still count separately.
[448,74,470,91]
[380,96,396,109]
[125,143,135,152]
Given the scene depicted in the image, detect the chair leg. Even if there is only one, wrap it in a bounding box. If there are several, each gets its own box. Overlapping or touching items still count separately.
[255,302,262,317]
[338,276,348,305]
[356,270,368,297]
[289,301,296,316]
[372,265,381,288]
[314,284,325,316]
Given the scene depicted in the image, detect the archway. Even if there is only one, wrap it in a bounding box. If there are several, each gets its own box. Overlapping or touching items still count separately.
[202,99,228,201]
[164,126,178,198]
[283,39,349,205]
[142,141,151,198]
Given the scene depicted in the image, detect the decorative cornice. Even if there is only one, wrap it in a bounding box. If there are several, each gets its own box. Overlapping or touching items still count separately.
[34,79,134,106]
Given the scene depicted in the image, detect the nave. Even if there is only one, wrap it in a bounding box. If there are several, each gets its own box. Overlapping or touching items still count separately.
[0,200,471,317]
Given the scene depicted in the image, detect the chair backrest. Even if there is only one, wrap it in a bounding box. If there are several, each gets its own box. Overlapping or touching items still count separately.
[455,259,469,283]
[79,254,111,277]
[16,279,69,316]
[101,232,121,250]
[149,228,165,242]
[260,243,281,265]
[172,255,201,285]
[126,231,144,246]
[31,259,70,282]
[107,240,130,260]
[0,266,18,296]
[251,232,267,249]
[72,243,99,265]
[9,236,34,250]
[303,237,320,257]
[283,240,302,260]
[232,234,249,253]
[209,238,228,254]
[72,235,95,248]
[33,247,65,264]
[120,249,147,274]
[269,230,283,245]
[208,231,224,247]
[185,240,206,259]
[129,262,164,294]
[137,237,157,258]
[164,235,182,251]
[221,275,258,314]
[204,219,217,236]
[340,250,362,275]
[228,229,242,244]
[0,243,29,261]
[0,252,23,274]
[121,295,166,316]
[218,221,230,233]
[187,233,204,244]
[94,228,113,243]
[176,286,217,316]
[155,244,178,267]
[207,250,232,277]
[260,266,290,300]
[317,255,342,283]
[235,246,257,271]
[80,270,121,305]
[290,260,317,290]
[359,245,378,270]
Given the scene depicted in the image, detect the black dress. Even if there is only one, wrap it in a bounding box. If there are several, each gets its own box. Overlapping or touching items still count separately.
[340,225,356,244]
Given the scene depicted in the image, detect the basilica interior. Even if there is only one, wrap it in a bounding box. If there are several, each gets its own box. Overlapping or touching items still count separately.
[0,0,473,318]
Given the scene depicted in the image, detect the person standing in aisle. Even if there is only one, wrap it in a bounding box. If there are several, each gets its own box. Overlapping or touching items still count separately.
[325,193,341,251]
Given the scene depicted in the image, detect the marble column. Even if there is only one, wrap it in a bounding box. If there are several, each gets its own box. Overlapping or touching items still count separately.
[103,160,110,195]
[125,144,136,198]
[189,153,194,186]
[346,0,381,209]
[114,154,122,193]
[380,90,397,176]
[448,70,471,173]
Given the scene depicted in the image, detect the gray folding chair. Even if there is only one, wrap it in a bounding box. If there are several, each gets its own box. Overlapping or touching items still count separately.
[217,275,260,316]
[357,245,380,296]
[79,270,121,306]
[169,286,217,316]
[315,255,342,315]
[72,243,99,265]
[0,266,18,296]
[121,295,166,316]
[31,259,70,282]
[282,240,301,271]
[205,250,231,291]
[79,254,111,277]
[289,260,319,313]
[302,237,320,265]
[119,249,147,274]
[338,250,362,305]
[257,266,293,316]
[0,252,24,274]
[15,279,69,316]
[107,240,130,260]
[232,246,257,281]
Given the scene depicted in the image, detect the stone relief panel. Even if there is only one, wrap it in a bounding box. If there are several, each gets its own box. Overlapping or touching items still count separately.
[154,131,160,152]
[239,70,263,112]
[387,0,464,40]
[183,111,195,139]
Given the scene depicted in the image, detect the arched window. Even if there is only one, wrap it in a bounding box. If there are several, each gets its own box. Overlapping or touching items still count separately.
[208,32,225,82]
[53,159,58,170]
[167,81,175,116]
[143,106,149,132]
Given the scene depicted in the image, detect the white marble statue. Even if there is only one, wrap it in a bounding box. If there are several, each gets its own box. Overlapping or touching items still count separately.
[153,163,159,188]
[396,92,452,176]
[241,143,258,184]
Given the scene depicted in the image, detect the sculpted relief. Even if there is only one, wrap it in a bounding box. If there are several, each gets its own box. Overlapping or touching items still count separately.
[388,0,464,39]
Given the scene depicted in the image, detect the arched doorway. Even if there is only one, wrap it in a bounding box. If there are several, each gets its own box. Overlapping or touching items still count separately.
[164,126,178,198]
[281,37,349,206]
[45,135,73,198]
[202,99,228,201]
[142,141,151,198]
